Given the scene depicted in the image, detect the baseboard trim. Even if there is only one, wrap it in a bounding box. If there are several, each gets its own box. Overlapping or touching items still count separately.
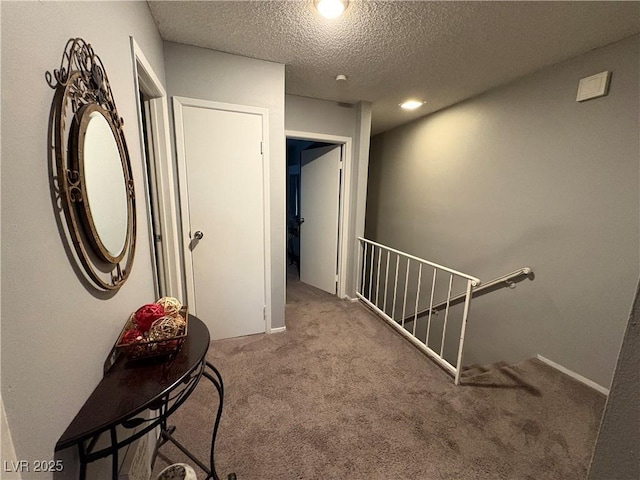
[344,295,360,302]
[536,354,609,396]
[269,326,287,334]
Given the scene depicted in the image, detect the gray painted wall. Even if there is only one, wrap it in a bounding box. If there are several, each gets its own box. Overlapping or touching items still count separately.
[286,95,359,138]
[285,95,372,297]
[366,35,639,388]
[588,281,640,479]
[1,395,21,480]
[1,1,164,478]
[163,41,286,329]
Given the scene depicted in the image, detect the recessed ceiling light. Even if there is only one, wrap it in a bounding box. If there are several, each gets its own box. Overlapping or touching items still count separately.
[316,0,348,19]
[400,100,425,110]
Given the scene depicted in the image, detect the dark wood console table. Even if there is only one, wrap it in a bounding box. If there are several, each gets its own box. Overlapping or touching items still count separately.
[55,315,235,480]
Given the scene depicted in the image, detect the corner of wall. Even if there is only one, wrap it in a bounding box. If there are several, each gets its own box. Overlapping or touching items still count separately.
[587,281,640,479]
[349,101,373,297]
[1,396,22,480]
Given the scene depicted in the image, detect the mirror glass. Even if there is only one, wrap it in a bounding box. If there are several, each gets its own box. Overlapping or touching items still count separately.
[82,110,128,258]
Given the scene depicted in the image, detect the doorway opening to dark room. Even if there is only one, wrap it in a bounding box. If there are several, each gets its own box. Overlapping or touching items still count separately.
[286,138,343,295]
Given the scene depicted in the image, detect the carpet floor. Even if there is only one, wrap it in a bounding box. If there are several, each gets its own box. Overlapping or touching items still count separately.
[152,279,606,480]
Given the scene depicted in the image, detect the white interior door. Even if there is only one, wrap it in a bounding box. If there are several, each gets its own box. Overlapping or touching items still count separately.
[177,101,267,339]
[300,145,341,294]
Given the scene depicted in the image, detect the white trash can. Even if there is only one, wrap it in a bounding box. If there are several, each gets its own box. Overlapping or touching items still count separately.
[156,463,197,480]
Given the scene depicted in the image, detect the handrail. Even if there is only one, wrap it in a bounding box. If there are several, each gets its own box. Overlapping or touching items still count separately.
[357,237,481,286]
[356,237,479,385]
[357,236,534,386]
[409,267,532,319]
[473,267,532,292]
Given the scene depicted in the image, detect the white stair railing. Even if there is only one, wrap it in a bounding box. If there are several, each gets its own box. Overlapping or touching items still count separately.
[356,237,480,385]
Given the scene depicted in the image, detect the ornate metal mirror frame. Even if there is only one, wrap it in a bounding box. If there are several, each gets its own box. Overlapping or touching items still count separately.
[47,38,136,291]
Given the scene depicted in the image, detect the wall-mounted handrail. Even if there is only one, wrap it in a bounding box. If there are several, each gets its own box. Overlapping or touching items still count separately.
[357,237,481,286]
[409,267,533,319]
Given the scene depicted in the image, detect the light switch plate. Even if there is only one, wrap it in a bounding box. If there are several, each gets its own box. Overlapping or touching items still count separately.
[576,71,611,102]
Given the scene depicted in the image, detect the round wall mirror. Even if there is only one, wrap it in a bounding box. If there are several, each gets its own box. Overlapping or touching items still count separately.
[48,38,136,291]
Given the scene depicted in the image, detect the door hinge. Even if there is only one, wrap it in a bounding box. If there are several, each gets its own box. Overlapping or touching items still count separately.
[260,141,264,155]
[339,160,343,170]
[263,305,266,320]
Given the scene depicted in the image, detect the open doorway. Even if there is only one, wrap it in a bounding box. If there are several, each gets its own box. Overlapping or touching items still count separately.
[286,137,346,296]
[131,37,183,300]
[287,139,327,279]
[138,90,165,295]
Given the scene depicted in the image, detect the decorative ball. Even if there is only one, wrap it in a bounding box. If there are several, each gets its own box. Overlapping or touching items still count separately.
[149,315,186,342]
[134,303,165,332]
[156,296,183,316]
[121,328,143,345]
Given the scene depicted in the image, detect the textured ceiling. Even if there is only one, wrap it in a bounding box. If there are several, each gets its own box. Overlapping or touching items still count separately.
[147,1,640,135]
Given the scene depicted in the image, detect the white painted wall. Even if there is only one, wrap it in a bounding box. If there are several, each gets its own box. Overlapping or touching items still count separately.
[163,42,286,329]
[1,2,164,477]
[366,35,639,388]
[285,95,372,297]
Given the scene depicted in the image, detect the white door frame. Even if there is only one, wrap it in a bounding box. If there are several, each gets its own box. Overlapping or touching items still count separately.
[130,37,184,299]
[286,130,352,299]
[174,96,272,332]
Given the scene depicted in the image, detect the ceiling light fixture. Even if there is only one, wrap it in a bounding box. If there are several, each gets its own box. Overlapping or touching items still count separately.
[400,100,425,110]
[315,0,348,19]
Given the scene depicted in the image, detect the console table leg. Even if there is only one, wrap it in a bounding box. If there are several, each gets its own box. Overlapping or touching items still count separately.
[77,444,87,480]
[156,361,235,480]
[110,428,119,480]
[204,362,237,480]
[203,361,225,480]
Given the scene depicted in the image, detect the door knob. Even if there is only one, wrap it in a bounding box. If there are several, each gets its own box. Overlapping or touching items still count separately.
[193,230,204,240]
